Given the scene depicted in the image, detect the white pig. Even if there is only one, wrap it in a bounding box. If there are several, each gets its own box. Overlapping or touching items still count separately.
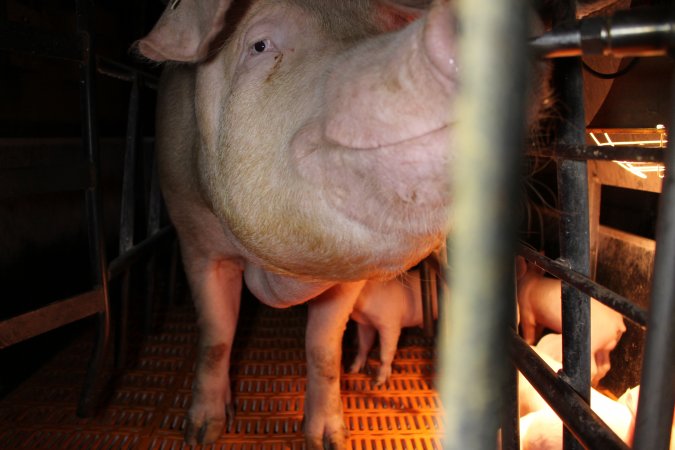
[348,267,438,385]
[518,348,634,449]
[135,0,549,447]
[617,386,675,450]
[515,256,626,385]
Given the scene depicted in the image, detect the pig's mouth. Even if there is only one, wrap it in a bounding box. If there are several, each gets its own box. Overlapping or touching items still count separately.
[333,123,451,152]
[292,119,452,237]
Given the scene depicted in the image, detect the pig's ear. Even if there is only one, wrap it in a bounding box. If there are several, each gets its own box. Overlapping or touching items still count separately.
[374,0,428,32]
[135,0,233,63]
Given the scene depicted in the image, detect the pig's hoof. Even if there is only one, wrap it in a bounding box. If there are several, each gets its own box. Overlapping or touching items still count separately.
[185,417,224,445]
[373,366,392,386]
[303,413,349,450]
[184,403,234,445]
[323,427,349,449]
[348,360,365,374]
[304,429,349,450]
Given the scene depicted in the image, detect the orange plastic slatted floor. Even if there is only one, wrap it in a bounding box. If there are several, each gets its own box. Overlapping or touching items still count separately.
[0,299,442,449]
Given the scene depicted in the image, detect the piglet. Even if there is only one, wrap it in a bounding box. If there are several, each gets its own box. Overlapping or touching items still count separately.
[348,267,438,385]
[518,347,634,449]
[618,386,675,450]
[515,256,626,385]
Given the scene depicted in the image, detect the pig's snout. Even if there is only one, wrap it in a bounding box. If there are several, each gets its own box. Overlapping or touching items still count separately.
[322,5,457,152]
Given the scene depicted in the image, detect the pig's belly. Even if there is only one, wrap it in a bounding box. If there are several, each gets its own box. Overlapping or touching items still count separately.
[243,263,335,307]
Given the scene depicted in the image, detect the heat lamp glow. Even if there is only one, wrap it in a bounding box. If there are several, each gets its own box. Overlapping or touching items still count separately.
[588,126,667,179]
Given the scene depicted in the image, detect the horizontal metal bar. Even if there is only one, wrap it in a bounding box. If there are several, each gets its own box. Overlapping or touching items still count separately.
[527,145,666,162]
[531,7,674,59]
[517,244,648,328]
[108,225,174,280]
[96,56,158,89]
[587,128,667,135]
[510,330,630,450]
[0,138,155,161]
[0,288,106,348]
[0,22,83,62]
[0,163,94,197]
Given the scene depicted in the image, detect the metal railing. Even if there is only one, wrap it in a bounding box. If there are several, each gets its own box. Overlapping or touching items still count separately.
[0,0,171,416]
[441,1,675,449]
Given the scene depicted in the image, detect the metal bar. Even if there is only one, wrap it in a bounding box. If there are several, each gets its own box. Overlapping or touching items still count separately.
[119,77,140,260]
[115,76,141,369]
[420,260,434,338]
[0,163,94,197]
[517,245,648,328]
[0,289,106,348]
[510,330,630,450]
[632,72,675,450]
[440,0,529,447]
[96,56,158,89]
[0,22,83,62]
[108,225,174,280]
[144,154,163,332]
[501,268,521,450]
[75,0,111,418]
[527,145,666,163]
[168,238,180,305]
[550,2,591,450]
[0,138,84,167]
[531,7,675,59]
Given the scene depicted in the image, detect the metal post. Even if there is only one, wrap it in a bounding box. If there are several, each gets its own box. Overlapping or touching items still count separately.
[633,74,675,450]
[116,76,140,369]
[548,1,592,449]
[75,0,111,417]
[440,0,530,447]
[145,151,162,332]
[501,268,521,450]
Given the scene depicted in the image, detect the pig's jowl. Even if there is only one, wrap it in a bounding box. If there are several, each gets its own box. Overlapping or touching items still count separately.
[136,0,548,447]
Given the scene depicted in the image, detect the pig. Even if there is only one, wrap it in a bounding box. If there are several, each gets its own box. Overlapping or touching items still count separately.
[515,256,626,385]
[348,266,439,386]
[518,347,634,449]
[135,0,548,447]
[617,386,675,450]
[519,395,633,450]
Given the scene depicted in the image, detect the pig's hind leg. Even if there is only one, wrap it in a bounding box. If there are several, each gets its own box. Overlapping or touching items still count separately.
[305,281,366,450]
[183,257,243,445]
[373,324,401,386]
[349,322,376,375]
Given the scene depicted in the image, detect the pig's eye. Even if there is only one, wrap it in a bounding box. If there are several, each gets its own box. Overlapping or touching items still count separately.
[249,39,273,56]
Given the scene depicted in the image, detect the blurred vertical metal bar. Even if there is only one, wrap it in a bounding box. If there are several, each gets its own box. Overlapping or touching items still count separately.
[145,150,162,331]
[116,75,140,369]
[501,268,521,450]
[75,0,111,417]
[633,74,675,450]
[420,260,434,337]
[440,0,529,447]
[548,1,592,449]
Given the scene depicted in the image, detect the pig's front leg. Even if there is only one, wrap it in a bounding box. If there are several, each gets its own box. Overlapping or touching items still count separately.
[184,258,243,445]
[305,281,366,450]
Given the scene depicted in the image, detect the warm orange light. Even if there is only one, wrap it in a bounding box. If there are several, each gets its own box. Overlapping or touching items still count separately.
[587,126,667,180]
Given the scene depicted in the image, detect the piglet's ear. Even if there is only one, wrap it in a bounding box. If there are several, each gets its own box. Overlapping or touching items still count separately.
[136,0,233,63]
